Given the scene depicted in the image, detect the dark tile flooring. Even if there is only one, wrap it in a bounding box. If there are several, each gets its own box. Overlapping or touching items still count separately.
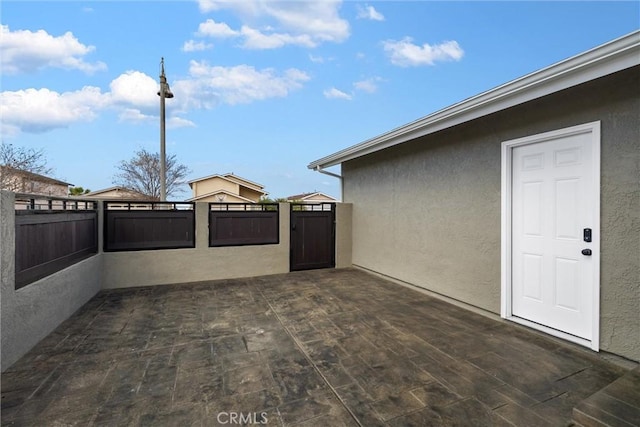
[1,268,636,426]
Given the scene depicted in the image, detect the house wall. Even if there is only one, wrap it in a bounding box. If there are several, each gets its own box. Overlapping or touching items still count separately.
[342,66,639,361]
[335,203,353,268]
[0,191,103,372]
[238,187,263,202]
[304,195,338,203]
[226,176,261,189]
[84,188,148,199]
[2,176,68,197]
[28,181,68,197]
[193,177,239,196]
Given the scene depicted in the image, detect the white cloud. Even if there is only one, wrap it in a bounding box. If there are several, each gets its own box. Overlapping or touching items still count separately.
[264,1,349,43]
[0,25,106,75]
[354,77,382,93]
[240,25,314,49]
[109,71,159,108]
[2,59,310,135]
[194,18,317,50]
[194,1,349,49]
[197,0,223,13]
[175,60,310,107]
[168,117,196,129]
[324,87,352,100]
[182,40,214,52]
[197,19,239,38]
[383,38,464,67]
[0,87,107,133]
[357,5,384,21]
[1,70,161,134]
[118,108,155,124]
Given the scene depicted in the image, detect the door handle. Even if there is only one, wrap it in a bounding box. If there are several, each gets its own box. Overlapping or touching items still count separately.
[581,249,592,256]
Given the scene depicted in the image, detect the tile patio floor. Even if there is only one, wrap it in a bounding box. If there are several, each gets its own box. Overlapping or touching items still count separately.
[1,268,635,426]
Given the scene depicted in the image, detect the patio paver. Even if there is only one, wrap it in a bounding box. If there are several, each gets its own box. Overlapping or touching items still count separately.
[1,268,636,426]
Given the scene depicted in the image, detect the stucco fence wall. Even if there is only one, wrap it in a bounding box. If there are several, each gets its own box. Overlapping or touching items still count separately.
[103,203,352,288]
[1,191,104,371]
[342,66,639,362]
[1,199,352,371]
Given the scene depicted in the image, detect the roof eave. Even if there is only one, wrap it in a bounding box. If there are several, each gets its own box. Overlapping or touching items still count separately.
[309,30,640,170]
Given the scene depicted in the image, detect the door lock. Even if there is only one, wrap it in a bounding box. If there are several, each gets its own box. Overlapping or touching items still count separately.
[581,249,592,256]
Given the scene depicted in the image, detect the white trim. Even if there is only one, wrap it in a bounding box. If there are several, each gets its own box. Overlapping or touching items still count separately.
[310,30,639,170]
[501,121,601,351]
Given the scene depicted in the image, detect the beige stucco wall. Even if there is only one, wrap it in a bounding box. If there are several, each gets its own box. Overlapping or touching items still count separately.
[102,203,291,288]
[103,202,352,288]
[342,66,639,361]
[335,203,353,268]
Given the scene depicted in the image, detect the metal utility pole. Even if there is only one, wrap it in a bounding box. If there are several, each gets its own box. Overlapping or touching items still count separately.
[158,57,174,201]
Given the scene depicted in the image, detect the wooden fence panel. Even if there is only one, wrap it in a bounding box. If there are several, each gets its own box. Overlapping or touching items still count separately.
[209,211,279,247]
[15,212,98,289]
[104,209,195,251]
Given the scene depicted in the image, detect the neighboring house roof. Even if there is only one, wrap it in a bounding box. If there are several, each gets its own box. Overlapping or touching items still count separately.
[287,192,338,202]
[0,165,72,187]
[188,173,265,193]
[83,186,151,199]
[186,189,256,203]
[309,30,640,170]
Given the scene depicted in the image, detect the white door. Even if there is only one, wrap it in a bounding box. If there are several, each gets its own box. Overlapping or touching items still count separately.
[510,124,599,342]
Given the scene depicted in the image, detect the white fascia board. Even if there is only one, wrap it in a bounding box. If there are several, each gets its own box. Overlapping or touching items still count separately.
[309,30,640,170]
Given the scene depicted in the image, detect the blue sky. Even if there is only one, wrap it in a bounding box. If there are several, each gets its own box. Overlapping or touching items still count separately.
[2,1,638,200]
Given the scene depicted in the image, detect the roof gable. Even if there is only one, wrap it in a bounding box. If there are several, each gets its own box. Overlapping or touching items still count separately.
[84,186,151,199]
[188,173,265,193]
[287,192,337,201]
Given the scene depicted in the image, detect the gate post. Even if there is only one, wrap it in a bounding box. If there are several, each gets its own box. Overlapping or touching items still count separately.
[195,202,209,249]
[279,202,290,257]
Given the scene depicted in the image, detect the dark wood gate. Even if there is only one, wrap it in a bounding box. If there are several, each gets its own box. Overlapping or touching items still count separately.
[290,203,335,271]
